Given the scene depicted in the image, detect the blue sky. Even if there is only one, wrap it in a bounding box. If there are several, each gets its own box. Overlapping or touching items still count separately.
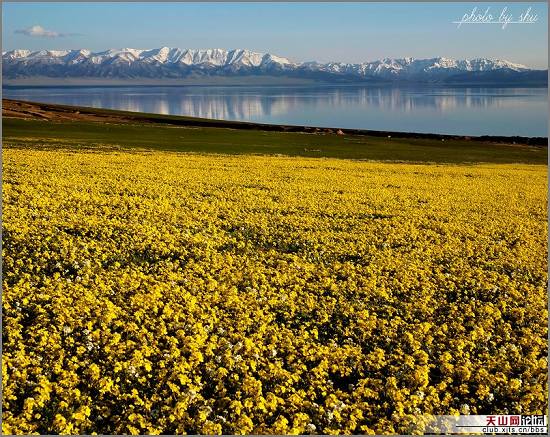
[2,2,548,68]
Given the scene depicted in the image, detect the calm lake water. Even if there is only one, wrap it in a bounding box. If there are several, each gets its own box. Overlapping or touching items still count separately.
[4,85,548,137]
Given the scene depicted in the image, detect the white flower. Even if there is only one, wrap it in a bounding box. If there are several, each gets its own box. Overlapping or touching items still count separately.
[306,423,317,433]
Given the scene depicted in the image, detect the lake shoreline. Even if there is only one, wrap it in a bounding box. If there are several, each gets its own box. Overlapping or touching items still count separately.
[3,98,547,146]
[3,82,548,89]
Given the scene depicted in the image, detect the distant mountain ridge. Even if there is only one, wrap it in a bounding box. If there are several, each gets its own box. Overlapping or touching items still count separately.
[2,47,546,85]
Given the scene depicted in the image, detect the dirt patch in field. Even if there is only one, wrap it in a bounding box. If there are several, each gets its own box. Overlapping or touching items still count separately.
[3,99,136,123]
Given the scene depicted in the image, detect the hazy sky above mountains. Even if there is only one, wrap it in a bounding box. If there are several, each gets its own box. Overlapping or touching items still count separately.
[3,2,548,68]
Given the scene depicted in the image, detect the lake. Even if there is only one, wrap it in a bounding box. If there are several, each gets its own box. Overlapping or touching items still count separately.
[3,85,548,137]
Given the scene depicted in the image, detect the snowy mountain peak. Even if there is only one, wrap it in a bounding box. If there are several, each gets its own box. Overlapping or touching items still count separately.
[2,47,537,84]
[3,49,32,59]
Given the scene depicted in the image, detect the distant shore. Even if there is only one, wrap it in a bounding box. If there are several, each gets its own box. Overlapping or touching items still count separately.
[3,78,548,88]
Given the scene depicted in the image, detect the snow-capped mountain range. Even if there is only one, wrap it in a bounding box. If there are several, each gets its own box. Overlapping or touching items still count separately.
[2,47,544,84]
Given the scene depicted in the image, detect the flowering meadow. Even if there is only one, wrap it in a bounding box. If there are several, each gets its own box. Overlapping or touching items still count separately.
[2,148,548,434]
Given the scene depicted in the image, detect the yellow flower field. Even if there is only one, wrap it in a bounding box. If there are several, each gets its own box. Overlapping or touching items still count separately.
[2,148,548,434]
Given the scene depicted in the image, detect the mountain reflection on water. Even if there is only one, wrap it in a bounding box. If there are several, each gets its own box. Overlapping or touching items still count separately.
[3,85,547,136]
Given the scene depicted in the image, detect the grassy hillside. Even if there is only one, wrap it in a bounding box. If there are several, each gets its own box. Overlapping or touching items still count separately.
[3,117,547,164]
